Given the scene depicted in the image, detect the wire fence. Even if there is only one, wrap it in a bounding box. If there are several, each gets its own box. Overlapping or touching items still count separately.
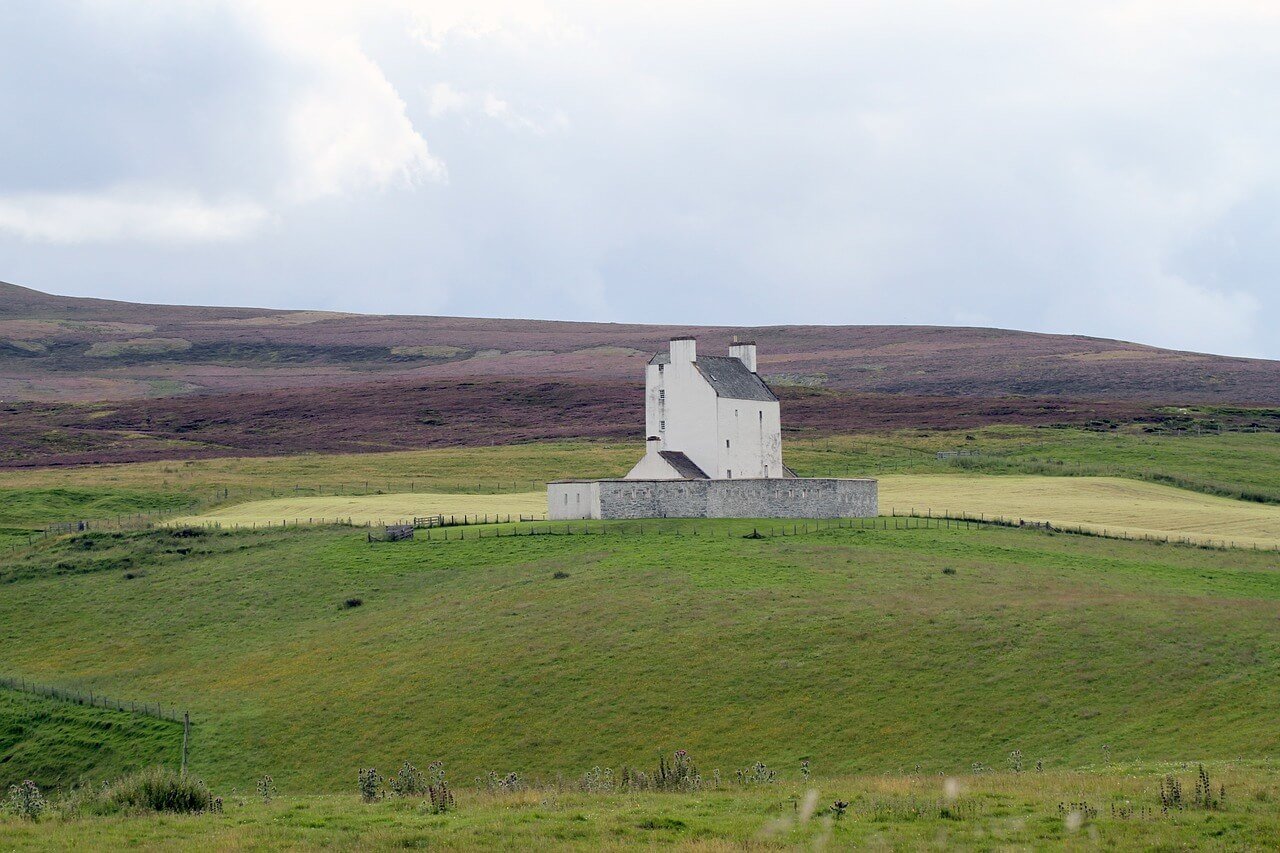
[0,675,188,724]
[9,501,1276,555]
[399,510,1279,552]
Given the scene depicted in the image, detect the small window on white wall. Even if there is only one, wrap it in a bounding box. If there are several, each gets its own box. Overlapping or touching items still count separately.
[727,469,733,478]
[660,420,665,431]
[725,439,730,448]
[563,494,568,505]
[659,390,665,401]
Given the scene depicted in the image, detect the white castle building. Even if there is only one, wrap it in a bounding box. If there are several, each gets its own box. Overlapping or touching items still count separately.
[548,337,878,520]
[625,337,786,481]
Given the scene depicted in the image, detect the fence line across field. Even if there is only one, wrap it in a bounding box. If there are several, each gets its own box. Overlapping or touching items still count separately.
[13,507,1276,555]
[0,674,188,724]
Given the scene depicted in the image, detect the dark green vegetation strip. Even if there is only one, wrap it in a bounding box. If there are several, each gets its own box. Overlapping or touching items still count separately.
[0,688,182,790]
[0,487,197,529]
[0,522,1276,792]
[788,427,1280,503]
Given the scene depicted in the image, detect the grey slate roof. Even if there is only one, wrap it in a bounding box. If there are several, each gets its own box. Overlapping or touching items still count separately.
[658,451,710,479]
[648,353,776,401]
[694,356,777,402]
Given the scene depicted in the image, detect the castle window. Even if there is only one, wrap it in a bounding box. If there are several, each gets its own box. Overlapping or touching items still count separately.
[725,439,730,448]
[659,390,665,401]
[727,470,732,478]
[660,420,666,431]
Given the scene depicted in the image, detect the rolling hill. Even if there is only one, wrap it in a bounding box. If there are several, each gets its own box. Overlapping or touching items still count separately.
[4,280,1279,404]
[1,522,1277,793]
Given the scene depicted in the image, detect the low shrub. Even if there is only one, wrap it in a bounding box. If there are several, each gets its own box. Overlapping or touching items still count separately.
[341,597,364,609]
[94,767,219,814]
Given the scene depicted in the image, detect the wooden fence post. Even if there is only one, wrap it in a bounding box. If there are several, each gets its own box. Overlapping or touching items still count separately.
[181,712,190,775]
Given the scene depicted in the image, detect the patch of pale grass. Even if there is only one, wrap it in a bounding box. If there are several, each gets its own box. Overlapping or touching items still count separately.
[879,474,1280,548]
[170,491,548,527]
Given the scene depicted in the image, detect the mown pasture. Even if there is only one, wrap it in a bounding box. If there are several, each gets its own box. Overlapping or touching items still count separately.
[878,474,1280,548]
[167,473,1280,548]
[169,491,547,528]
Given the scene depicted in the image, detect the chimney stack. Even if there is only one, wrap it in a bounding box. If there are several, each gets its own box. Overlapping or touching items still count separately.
[729,340,757,372]
[645,435,663,456]
[669,336,696,363]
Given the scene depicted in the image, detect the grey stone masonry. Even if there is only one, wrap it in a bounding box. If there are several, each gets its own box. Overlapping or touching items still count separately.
[547,477,878,520]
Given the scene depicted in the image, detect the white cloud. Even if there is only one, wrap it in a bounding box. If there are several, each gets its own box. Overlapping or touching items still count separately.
[0,0,443,244]
[0,189,269,244]
[3,1,1280,357]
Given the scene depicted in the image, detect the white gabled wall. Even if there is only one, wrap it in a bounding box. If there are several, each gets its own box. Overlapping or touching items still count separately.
[638,337,784,480]
[625,436,684,479]
[646,339,719,477]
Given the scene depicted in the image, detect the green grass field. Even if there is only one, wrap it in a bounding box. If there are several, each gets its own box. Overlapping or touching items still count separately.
[1,522,1276,796]
[3,764,1278,849]
[3,426,1280,846]
[788,427,1280,502]
[5,427,1280,530]
[0,688,182,790]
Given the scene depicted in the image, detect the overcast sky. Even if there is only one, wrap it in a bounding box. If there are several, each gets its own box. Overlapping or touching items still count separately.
[2,2,1278,358]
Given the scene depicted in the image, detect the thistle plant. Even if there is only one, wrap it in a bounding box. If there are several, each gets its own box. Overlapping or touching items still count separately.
[1159,774,1182,813]
[580,766,614,793]
[425,762,454,813]
[735,762,776,786]
[4,781,45,821]
[256,774,276,803]
[655,750,702,792]
[389,762,428,797]
[358,768,383,803]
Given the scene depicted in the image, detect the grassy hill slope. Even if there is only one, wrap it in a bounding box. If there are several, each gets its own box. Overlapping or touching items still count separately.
[0,689,182,790]
[0,523,1276,792]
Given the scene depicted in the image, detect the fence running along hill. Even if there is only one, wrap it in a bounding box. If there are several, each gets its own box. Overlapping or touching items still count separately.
[0,675,188,724]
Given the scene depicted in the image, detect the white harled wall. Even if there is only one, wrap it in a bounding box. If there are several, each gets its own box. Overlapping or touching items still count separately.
[642,339,718,478]
[637,338,784,480]
[714,397,782,478]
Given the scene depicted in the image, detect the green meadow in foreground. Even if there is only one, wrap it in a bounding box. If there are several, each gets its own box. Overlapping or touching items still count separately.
[1,521,1277,794]
[3,764,1279,850]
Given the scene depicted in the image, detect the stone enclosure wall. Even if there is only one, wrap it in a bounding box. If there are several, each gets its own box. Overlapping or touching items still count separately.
[548,478,877,520]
